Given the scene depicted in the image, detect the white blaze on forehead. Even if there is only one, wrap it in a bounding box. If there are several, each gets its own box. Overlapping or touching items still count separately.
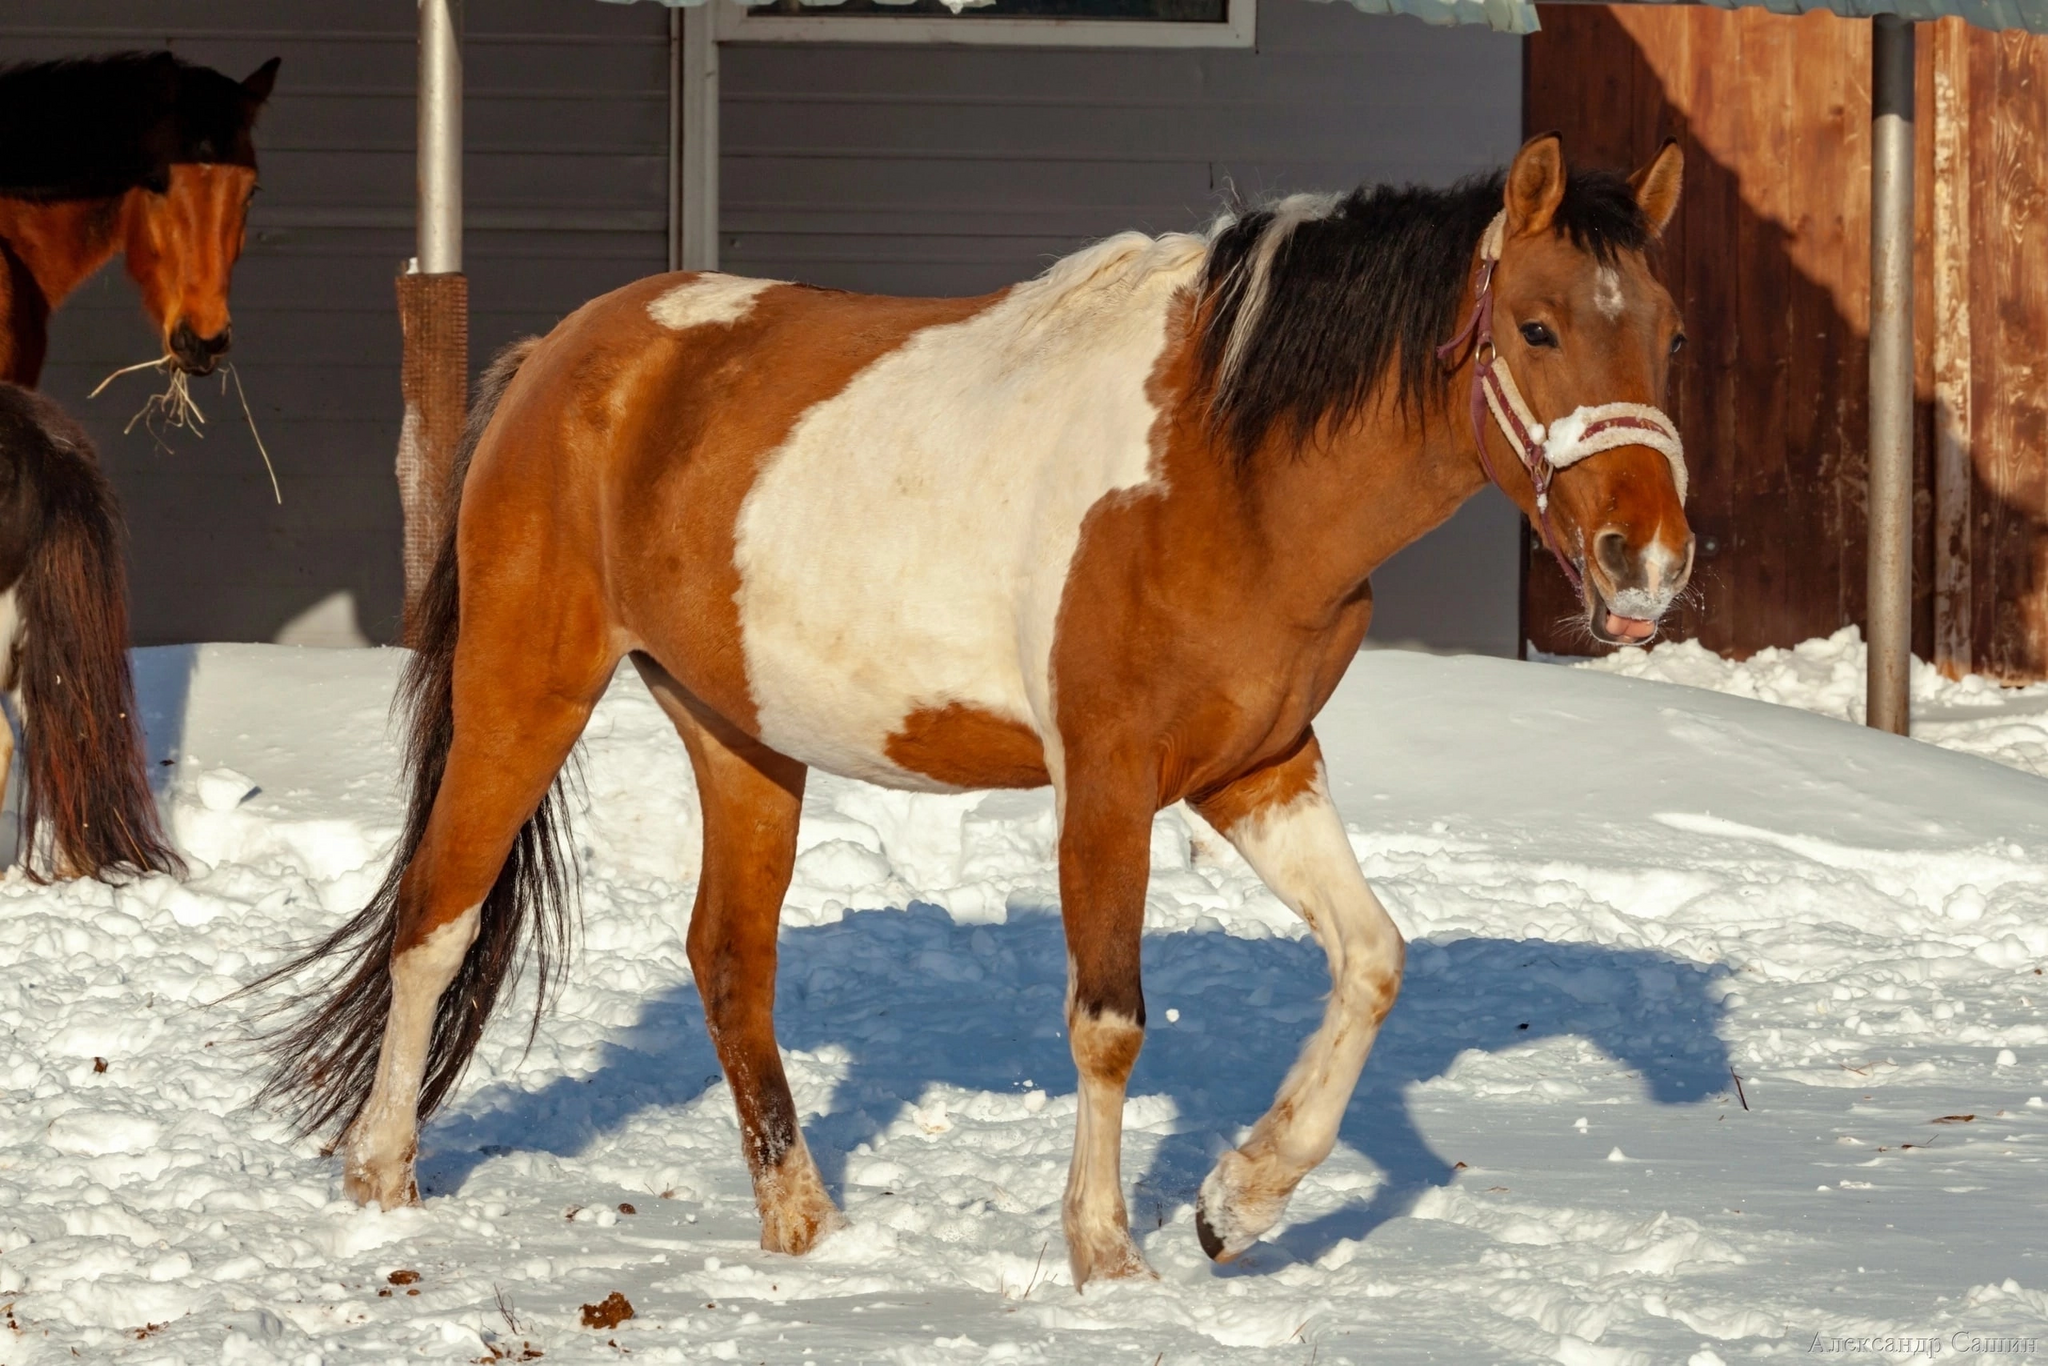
[1593,267,1626,321]
[730,232,1203,788]
[647,273,783,332]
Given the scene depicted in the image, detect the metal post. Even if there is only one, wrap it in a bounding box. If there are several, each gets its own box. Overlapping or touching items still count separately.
[1867,13,1914,735]
[418,0,462,274]
[668,7,682,274]
[398,0,467,639]
[679,0,719,272]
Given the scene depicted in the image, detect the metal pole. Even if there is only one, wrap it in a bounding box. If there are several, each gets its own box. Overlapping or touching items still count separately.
[679,0,719,272]
[1867,13,1914,735]
[399,0,466,638]
[668,7,682,274]
[418,0,462,274]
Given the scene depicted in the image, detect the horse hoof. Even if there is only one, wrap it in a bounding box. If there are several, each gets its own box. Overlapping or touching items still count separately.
[1195,1203,1235,1263]
[342,1165,419,1210]
[755,1150,843,1256]
[759,1200,843,1256]
[1196,1149,1295,1263]
[1068,1230,1155,1289]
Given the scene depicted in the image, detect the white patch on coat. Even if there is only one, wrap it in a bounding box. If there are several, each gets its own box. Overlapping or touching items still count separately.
[1593,267,1626,321]
[732,232,1206,788]
[1195,768,1404,1257]
[344,908,479,1206]
[647,274,782,332]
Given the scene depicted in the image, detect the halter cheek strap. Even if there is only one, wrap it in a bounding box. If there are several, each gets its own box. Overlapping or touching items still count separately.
[1435,212,1687,600]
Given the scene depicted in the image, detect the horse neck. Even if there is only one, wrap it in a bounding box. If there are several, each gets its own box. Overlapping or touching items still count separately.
[1208,397,1489,612]
[0,192,130,313]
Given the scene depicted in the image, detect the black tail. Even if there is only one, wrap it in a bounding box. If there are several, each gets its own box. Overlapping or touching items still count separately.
[0,384,179,882]
[256,338,578,1142]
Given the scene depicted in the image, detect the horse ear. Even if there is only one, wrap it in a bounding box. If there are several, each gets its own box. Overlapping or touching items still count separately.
[242,58,281,105]
[1629,138,1684,237]
[1505,133,1567,239]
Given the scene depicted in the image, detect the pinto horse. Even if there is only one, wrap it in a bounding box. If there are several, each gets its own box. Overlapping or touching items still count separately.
[267,135,1692,1286]
[0,52,279,385]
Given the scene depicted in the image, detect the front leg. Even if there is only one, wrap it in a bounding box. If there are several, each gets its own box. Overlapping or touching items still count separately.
[1055,764,1158,1289]
[1189,730,1405,1262]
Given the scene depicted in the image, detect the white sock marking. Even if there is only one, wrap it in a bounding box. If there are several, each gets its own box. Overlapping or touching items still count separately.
[1201,769,1402,1251]
[346,908,480,1202]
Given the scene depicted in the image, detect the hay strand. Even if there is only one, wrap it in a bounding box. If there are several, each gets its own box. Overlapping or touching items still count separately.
[87,355,282,503]
[224,363,281,505]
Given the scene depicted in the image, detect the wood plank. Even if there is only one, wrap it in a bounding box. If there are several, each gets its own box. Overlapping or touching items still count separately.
[1981,31,2048,678]
[1932,17,1974,678]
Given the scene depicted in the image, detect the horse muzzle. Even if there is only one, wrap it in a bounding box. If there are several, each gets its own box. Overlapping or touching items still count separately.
[168,320,232,375]
[1586,526,1693,645]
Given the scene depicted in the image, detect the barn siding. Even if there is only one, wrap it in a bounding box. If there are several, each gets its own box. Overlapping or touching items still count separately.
[722,0,1527,655]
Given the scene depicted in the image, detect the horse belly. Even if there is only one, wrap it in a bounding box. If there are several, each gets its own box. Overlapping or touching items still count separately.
[733,554,1042,791]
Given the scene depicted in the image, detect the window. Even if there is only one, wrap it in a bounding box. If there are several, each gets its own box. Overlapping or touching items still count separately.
[711,0,1254,48]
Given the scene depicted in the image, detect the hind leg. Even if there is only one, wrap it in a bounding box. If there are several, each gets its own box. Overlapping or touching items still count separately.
[344,637,615,1208]
[636,660,840,1254]
[1187,731,1403,1261]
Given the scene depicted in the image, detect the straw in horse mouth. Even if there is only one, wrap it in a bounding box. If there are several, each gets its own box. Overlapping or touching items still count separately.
[87,356,281,504]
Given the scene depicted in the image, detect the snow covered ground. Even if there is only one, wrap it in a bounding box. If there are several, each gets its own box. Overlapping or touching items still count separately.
[1561,626,2048,781]
[0,641,2044,1364]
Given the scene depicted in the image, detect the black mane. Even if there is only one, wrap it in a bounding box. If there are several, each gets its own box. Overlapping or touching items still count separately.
[0,52,276,202]
[1198,168,1652,465]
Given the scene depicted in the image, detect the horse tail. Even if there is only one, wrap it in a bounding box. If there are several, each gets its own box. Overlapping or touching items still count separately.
[0,385,179,882]
[258,337,572,1141]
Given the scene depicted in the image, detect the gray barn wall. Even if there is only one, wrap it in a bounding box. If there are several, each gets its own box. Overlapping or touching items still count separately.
[4,0,1521,654]
[722,0,1526,655]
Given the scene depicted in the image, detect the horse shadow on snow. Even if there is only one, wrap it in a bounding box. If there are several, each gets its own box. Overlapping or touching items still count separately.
[421,903,1730,1270]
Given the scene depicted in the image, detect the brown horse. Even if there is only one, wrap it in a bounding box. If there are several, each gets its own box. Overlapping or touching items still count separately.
[0,52,279,385]
[267,135,1692,1288]
[0,383,178,880]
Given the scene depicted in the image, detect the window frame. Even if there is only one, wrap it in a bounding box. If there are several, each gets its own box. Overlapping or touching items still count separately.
[709,0,1255,49]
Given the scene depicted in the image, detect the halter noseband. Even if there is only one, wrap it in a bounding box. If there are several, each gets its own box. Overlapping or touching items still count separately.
[1435,212,1687,600]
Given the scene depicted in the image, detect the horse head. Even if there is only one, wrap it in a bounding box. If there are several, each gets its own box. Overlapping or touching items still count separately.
[1478,133,1693,647]
[122,58,278,376]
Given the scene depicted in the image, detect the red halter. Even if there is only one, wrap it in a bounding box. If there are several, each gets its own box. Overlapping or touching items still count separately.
[1435,214,1687,602]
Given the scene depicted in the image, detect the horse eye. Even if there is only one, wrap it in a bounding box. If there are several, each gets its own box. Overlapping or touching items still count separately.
[1518,321,1556,348]
[1669,332,1687,356]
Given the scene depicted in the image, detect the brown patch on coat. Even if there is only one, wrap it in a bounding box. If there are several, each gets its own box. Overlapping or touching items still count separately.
[885,702,1049,789]
[1188,730,1319,836]
[1069,1011,1145,1082]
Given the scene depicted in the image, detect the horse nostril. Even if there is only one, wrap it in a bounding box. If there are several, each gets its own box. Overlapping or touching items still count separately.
[1594,528,1633,586]
[167,321,223,374]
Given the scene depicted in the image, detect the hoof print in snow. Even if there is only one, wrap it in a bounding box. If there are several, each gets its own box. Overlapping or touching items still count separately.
[580,1292,634,1330]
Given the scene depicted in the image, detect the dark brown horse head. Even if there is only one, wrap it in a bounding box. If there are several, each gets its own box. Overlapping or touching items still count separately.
[1488,133,1692,646]
[119,57,278,375]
